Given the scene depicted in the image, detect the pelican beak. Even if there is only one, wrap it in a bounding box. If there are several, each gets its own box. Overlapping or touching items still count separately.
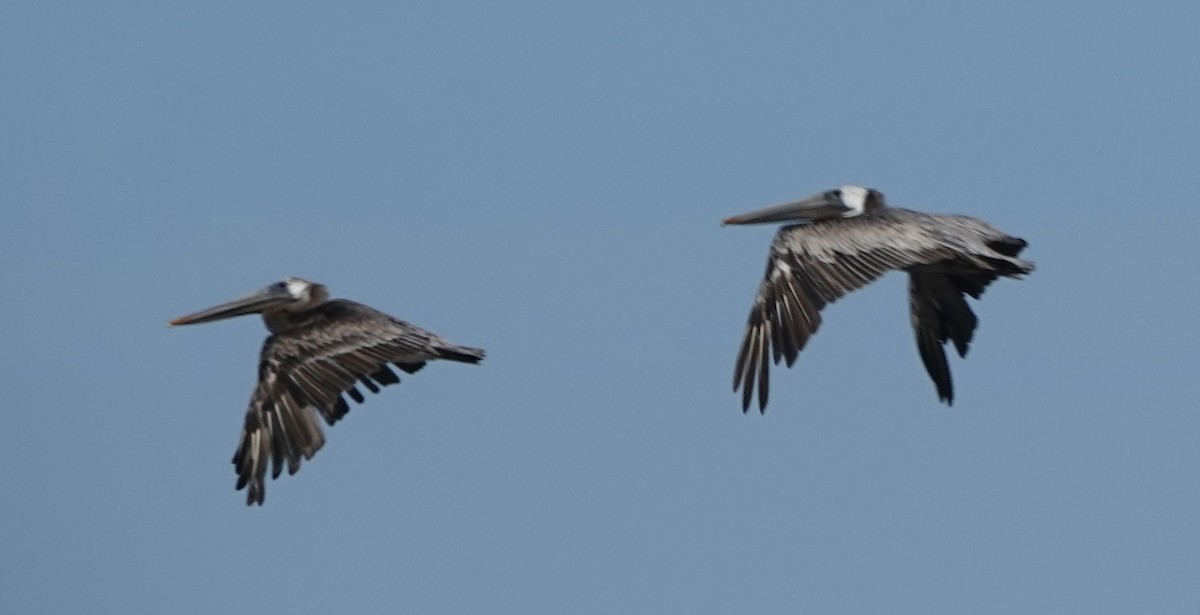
[169,285,294,326]
[722,191,850,225]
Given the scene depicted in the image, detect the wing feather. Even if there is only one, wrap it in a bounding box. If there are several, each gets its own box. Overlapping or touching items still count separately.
[732,212,953,412]
[231,300,484,505]
[732,208,1033,411]
[908,269,977,405]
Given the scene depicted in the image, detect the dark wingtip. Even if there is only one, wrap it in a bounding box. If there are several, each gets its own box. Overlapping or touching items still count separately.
[735,378,751,414]
[439,346,485,364]
[244,484,265,506]
[956,342,970,359]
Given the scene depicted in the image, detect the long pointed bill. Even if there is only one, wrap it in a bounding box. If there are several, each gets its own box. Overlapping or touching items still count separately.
[169,285,294,326]
[722,192,850,225]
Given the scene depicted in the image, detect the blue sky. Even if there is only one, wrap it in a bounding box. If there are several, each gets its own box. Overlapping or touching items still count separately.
[2,2,1197,613]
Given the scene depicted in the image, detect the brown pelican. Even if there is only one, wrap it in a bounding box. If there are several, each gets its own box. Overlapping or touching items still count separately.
[724,185,1033,412]
[169,277,485,505]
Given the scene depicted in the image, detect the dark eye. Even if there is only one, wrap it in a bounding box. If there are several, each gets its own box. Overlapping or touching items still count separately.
[826,189,842,199]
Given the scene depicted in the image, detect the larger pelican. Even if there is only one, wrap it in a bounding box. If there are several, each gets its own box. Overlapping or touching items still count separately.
[724,185,1033,412]
[169,277,485,505]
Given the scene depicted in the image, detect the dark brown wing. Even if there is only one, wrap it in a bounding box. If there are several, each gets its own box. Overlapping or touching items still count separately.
[733,213,955,413]
[907,236,1030,405]
[234,300,484,505]
[907,269,979,405]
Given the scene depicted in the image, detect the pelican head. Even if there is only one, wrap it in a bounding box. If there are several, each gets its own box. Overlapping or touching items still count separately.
[722,185,885,226]
[169,277,329,326]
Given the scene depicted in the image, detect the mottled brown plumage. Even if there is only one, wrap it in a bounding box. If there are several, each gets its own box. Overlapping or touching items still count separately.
[725,186,1033,412]
[170,278,484,505]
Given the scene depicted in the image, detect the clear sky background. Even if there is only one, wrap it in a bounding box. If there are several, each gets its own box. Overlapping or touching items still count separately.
[3,2,1197,613]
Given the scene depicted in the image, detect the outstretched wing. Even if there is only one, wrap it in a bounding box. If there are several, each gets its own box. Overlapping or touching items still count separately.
[907,236,1030,405]
[234,300,484,505]
[733,212,954,413]
[907,269,979,406]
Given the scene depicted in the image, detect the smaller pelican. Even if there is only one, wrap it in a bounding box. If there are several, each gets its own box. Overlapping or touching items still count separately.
[724,185,1033,412]
[170,277,485,505]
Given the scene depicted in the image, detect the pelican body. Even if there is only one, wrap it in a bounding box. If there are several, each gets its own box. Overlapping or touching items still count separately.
[170,277,484,505]
[724,185,1033,412]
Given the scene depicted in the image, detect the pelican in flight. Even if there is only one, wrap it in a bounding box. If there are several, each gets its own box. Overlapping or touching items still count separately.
[169,277,485,505]
[724,185,1033,412]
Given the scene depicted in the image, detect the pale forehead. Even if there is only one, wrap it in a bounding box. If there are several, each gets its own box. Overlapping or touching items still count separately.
[284,277,311,296]
[838,185,870,205]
